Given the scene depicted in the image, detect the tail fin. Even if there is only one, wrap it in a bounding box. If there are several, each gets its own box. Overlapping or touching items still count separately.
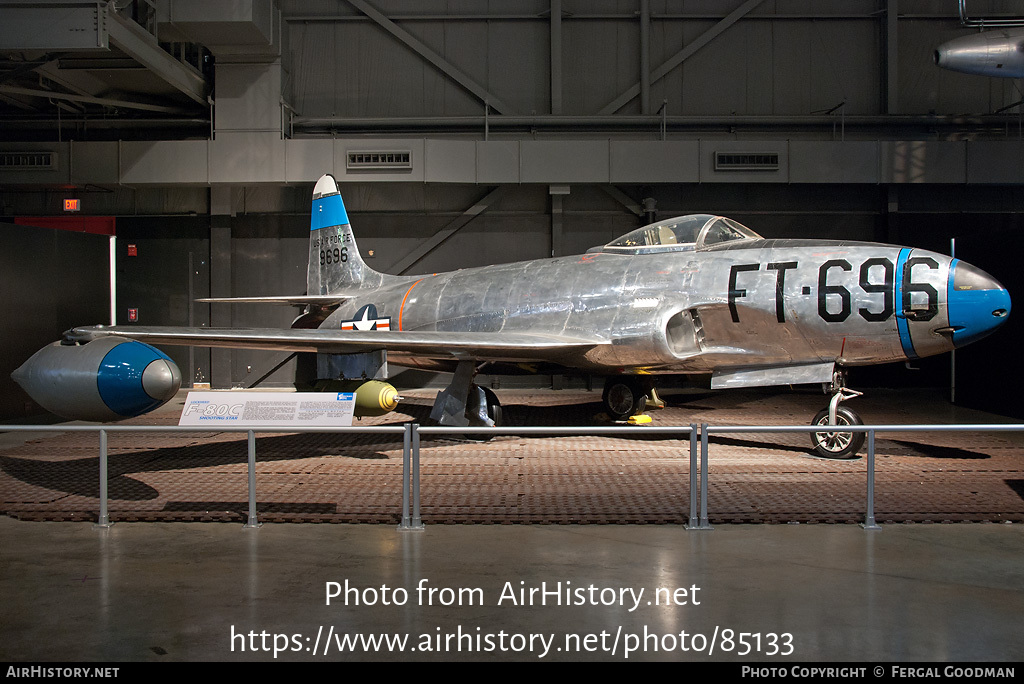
[307,174,387,295]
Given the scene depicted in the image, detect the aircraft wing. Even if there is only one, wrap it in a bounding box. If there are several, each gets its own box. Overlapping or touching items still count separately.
[67,325,605,362]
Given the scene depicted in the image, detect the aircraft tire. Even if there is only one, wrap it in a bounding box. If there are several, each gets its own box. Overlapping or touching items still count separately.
[482,386,502,426]
[810,406,864,459]
[461,385,502,442]
[603,377,647,421]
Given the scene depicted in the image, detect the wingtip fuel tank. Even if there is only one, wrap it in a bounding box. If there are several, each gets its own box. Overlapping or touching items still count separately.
[12,337,181,422]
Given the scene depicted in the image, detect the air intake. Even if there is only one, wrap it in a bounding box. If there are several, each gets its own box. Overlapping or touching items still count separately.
[346,151,412,171]
[714,152,779,172]
[0,151,56,170]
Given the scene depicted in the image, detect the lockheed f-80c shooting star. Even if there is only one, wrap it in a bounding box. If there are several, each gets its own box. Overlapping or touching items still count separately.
[13,174,1011,457]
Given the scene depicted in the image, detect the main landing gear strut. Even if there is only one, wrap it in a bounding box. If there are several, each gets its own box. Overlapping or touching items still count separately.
[430,360,502,427]
[810,371,865,459]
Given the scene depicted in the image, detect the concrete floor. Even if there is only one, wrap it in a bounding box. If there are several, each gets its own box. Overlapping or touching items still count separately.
[3,387,1023,662]
[1,517,1022,662]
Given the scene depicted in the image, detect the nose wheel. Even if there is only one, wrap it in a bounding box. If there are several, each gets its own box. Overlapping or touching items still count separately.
[810,405,864,458]
[810,381,865,459]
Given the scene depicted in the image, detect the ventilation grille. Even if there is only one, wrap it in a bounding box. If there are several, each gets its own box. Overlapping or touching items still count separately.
[714,152,779,172]
[0,151,56,170]
[346,150,412,171]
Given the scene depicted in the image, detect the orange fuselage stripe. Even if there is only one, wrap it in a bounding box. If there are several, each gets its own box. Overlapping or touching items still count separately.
[398,279,424,331]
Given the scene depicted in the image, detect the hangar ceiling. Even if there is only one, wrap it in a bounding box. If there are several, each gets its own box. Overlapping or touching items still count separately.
[1,1,1024,147]
[0,1,212,139]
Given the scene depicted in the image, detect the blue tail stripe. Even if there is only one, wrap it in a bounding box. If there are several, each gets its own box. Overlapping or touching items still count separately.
[311,193,349,231]
[894,248,918,360]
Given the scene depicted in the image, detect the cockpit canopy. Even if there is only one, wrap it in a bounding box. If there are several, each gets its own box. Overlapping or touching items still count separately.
[600,214,761,254]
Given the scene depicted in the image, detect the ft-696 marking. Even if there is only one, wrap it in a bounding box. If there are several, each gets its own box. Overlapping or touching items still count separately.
[727,256,938,324]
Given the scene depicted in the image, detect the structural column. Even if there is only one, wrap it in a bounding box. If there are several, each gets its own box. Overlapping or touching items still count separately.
[885,0,898,114]
[550,185,569,258]
[210,186,233,389]
[550,0,562,114]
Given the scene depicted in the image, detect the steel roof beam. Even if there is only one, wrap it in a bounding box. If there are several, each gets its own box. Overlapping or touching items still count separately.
[392,186,506,274]
[346,0,517,115]
[0,85,188,113]
[600,186,643,217]
[105,9,208,106]
[599,0,765,115]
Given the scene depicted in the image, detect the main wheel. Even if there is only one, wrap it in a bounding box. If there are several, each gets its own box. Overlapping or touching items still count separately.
[602,377,647,421]
[481,386,502,426]
[464,384,502,427]
[459,385,502,441]
[810,406,864,459]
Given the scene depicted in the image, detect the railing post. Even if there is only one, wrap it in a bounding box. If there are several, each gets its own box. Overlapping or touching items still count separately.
[863,429,881,530]
[687,424,699,528]
[695,423,713,530]
[94,429,112,529]
[398,422,413,529]
[398,422,423,531]
[243,430,261,529]
[411,423,423,530]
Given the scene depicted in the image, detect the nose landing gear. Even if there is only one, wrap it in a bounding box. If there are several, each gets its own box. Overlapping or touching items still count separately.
[810,374,865,459]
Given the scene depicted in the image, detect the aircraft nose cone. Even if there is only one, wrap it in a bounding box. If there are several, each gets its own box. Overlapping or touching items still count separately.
[947,261,1011,348]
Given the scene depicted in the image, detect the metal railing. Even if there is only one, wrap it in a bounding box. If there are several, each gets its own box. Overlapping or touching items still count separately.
[1,422,1021,530]
[701,423,1024,529]
[0,425,405,529]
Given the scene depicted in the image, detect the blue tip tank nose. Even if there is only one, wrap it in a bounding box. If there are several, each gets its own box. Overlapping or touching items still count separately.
[947,260,1011,348]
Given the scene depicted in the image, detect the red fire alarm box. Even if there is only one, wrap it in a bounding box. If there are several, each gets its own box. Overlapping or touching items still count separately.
[127,244,137,257]
[128,308,138,322]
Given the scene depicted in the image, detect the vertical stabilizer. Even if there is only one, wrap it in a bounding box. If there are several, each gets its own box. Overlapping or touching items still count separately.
[307,174,386,295]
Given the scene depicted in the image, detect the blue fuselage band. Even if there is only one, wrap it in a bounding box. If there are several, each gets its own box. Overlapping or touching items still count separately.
[894,248,918,360]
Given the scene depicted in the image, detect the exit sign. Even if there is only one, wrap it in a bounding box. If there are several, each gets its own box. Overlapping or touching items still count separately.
[63,199,80,212]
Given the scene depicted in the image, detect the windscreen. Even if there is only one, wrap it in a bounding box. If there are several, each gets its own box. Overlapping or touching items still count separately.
[603,215,760,253]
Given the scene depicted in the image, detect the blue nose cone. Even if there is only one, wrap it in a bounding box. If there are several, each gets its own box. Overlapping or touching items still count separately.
[947,260,1011,348]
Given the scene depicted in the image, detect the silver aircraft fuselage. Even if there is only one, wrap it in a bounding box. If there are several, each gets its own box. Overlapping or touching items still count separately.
[318,235,1005,384]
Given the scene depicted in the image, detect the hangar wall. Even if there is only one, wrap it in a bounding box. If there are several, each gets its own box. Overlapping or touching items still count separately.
[1,0,1023,414]
[0,224,109,420]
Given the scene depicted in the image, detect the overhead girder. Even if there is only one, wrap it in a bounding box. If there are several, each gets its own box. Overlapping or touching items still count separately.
[345,0,518,115]
[0,84,189,114]
[0,4,208,111]
[392,187,507,275]
[105,9,209,106]
[599,0,767,115]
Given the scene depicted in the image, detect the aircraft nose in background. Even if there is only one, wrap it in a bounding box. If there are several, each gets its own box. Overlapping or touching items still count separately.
[947,261,1011,348]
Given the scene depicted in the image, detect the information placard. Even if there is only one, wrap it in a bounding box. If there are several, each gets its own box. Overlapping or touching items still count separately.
[178,391,356,427]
